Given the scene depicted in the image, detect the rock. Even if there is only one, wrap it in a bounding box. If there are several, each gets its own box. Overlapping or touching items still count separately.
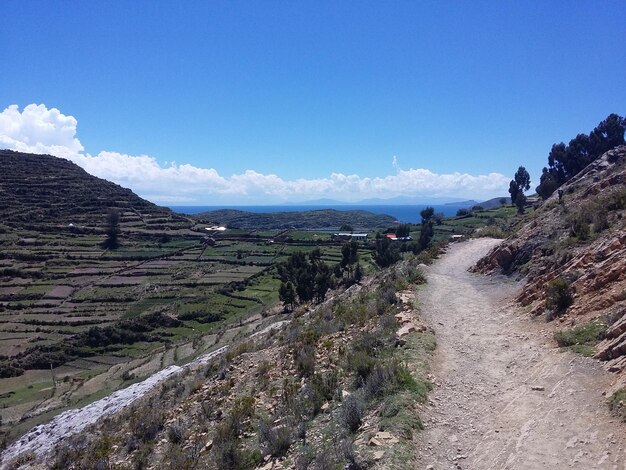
[202,439,213,453]
[373,450,385,460]
[368,437,383,447]
[531,386,545,391]
[321,402,330,412]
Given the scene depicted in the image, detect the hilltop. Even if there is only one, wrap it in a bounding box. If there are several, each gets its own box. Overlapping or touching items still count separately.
[473,146,626,393]
[0,150,189,230]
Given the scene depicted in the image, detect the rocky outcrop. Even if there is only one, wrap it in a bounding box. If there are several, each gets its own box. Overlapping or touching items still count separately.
[473,146,626,374]
[595,310,626,372]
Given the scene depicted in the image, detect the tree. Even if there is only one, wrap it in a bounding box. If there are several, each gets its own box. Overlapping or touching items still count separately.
[536,167,559,200]
[499,197,507,206]
[536,114,625,198]
[102,209,120,249]
[341,241,358,269]
[314,264,331,303]
[510,167,530,214]
[279,281,296,311]
[374,236,401,267]
[420,207,435,222]
[418,206,435,250]
[514,166,531,192]
[396,224,411,238]
[589,113,626,158]
[508,180,519,208]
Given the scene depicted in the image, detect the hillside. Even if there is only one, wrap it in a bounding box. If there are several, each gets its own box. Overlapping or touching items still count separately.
[194,208,397,230]
[473,146,626,390]
[0,150,414,454]
[0,150,190,230]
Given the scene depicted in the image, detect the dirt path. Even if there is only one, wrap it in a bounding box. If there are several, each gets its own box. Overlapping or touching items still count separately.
[414,238,626,470]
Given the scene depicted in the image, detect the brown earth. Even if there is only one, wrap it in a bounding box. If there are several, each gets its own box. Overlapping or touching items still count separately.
[414,239,626,469]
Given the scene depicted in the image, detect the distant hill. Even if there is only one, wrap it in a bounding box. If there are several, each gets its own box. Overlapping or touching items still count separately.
[444,199,478,207]
[477,197,510,209]
[0,150,189,230]
[294,196,486,206]
[194,208,396,229]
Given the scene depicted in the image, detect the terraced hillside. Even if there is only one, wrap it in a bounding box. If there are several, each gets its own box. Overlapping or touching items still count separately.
[0,150,190,229]
[0,150,411,448]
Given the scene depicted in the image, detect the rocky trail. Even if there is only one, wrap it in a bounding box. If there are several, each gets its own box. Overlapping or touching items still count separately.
[414,238,625,469]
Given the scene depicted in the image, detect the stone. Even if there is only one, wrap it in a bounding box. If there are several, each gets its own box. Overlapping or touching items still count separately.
[397,322,419,338]
[531,385,545,391]
[373,450,385,460]
[368,437,383,447]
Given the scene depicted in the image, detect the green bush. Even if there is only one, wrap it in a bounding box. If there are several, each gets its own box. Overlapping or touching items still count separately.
[545,278,574,320]
[554,321,606,357]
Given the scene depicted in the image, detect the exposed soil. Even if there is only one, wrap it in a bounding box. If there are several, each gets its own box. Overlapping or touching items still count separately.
[414,238,626,470]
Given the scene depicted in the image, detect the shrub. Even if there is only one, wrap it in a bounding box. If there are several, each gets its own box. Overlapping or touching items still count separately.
[545,278,574,320]
[568,212,590,240]
[554,321,607,356]
[167,422,185,445]
[314,448,338,470]
[294,343,316,378]
[609,387,626,422]
[341,394,365,433]
[347,349,376,385]
[592,209,609,233]
[258,418,293,457]
[129,406,164,443]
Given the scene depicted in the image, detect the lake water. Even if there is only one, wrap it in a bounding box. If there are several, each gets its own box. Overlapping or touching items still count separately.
[169,204,472,223]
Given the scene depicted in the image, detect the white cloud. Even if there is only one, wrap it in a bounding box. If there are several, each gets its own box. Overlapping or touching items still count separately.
[0,104,510,204]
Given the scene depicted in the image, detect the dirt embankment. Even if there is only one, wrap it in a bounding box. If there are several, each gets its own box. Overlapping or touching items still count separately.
[414,239,625,469]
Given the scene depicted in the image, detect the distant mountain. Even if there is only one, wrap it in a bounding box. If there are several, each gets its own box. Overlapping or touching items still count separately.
[0,149,189,230]
[285,198,346,205]
[194,208,396,230]
[295,196,479,206]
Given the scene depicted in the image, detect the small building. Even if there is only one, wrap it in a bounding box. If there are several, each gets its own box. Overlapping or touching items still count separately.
[332,232,368,241]
[386,233,412,241]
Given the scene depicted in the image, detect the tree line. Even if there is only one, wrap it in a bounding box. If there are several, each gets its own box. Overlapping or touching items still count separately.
[508,113,625,213]
[278,208,437,309]
[277,245,362,310]
[536,113,625,199]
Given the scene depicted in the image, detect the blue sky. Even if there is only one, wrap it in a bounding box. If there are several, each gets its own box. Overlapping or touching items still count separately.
[1,1,625,204]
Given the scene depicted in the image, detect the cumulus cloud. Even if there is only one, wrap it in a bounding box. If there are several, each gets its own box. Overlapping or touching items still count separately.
[0,104,509,204]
